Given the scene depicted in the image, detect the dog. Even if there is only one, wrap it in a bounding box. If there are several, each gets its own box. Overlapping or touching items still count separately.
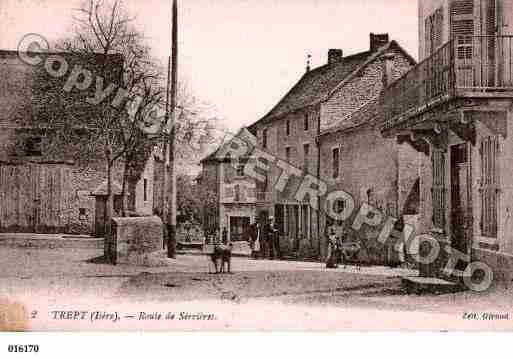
[210,244,232,274]
[340,242,362,271]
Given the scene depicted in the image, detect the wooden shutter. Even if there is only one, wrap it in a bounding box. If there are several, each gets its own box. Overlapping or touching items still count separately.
[332,148,339,179]
[434,8,444,49]
[425,16,433,57]
[451,0,474,59]
[480,136,500,238]
[432,149,447,230]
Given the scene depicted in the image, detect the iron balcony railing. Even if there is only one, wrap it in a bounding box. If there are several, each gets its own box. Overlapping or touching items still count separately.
[383,35,513,129]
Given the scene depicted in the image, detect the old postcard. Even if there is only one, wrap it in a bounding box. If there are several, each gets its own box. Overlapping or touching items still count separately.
[0,0,513,335]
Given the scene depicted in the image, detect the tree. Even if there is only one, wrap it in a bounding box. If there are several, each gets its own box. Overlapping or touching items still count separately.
[31,0,220,251]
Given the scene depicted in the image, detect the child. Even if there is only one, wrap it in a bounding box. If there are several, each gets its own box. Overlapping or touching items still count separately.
[326,227,338,269]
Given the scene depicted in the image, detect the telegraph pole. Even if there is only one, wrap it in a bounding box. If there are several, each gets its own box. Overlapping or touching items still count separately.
[165,0,178,258]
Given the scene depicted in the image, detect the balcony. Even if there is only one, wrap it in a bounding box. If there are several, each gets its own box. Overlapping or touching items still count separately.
[383,35,513,130]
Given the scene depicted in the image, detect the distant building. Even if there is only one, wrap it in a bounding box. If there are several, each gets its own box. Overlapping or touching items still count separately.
[0,50,154,235]
[199,128,258,244]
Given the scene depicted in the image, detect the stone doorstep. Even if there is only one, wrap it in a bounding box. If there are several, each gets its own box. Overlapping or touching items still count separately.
[402,276,464,295]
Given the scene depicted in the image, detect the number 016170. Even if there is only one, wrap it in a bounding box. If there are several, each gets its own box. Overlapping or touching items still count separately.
[7,345,39,353]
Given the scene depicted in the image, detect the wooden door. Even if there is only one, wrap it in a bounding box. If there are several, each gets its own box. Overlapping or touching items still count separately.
[0,164,68,233]
[450,143,473,258]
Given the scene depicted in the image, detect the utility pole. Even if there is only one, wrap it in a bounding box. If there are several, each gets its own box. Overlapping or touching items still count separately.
[162,56,171,250]
[165,0,178,258]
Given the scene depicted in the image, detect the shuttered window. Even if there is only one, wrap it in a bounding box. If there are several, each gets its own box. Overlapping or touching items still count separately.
[303,143,310,172]
[432,149,447,230]
[425,7,444,57]
[486,0,497,66]
[480,136,500,238]
[451,0,474,60]
[332,148,339,179]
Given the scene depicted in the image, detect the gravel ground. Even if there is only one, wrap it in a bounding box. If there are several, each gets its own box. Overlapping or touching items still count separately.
[1,243,513,330]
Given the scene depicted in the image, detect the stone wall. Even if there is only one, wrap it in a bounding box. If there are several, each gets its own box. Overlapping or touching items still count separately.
[321,46,414,130]
[108,216,163,265]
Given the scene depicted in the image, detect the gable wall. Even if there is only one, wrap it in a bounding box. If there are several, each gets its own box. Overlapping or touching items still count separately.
[320,47,414,130]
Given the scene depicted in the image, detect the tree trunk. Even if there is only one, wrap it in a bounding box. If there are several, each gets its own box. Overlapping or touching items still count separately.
[104,155,115,263]
[121,160,129,217]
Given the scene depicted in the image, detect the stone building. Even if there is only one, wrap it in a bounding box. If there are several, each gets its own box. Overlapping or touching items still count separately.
[199,128,258,247]
[248,34,416,259]
[382,0,513,283]
[0,50,155,235]
[318,96,420,264]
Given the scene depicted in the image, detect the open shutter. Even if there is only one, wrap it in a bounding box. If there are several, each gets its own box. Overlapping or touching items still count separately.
[480,136,500,238]
[425,16,432,57]
[434,7,444,49]
[432,149,447,230]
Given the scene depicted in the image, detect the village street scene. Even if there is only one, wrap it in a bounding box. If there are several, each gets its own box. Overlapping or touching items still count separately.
[1,0,513,331]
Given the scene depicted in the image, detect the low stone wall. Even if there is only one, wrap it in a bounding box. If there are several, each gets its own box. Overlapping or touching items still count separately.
[107,216,163,265]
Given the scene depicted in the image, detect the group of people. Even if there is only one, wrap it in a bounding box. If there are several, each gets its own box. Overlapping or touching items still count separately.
[325,224,363,269]
[248,217,281,260]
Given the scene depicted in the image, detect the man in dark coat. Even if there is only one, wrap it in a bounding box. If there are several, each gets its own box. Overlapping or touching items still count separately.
[267,216,280,260]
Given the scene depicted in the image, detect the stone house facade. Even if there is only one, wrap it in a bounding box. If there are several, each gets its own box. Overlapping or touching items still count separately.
[0,50,155,236]
[382,0,513,283]
[318,97,420,264]
[199,128,258,249]
[248,33,416,260]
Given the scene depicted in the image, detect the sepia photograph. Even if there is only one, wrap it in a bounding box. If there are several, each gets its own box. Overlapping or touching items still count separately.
[0,0,513,337]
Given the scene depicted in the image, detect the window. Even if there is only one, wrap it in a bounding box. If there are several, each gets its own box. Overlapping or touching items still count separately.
[432,149,446,230]
[25,136,42,156]
[332,147,339,179]
[143,179,148,202]
[234,184,241,202]
[304,113,309,131]
[480,136,500,238]
[262,129,268,149]
[286,119,291,136]
[450,0,474,60]
[335,199,346,214]
[79,208,87,220]
[229,216,250,241]
[285,146,291,163]
[303,143,310,171]
[236,163,245,177]
[425,7,444,57]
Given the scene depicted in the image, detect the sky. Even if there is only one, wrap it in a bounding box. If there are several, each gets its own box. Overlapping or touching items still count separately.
[0,0,419,132]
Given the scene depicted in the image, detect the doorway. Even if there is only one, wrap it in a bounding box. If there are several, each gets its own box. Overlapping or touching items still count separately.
[229,216,250,242]
[450,143,472,259]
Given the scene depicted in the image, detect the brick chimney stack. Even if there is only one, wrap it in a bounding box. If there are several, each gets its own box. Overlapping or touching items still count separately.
[328,49,343,65]
[370,33,389,52]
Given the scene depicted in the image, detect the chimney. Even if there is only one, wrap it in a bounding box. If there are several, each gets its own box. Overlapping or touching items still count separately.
[370,33,389,52]
[328,49,343,65]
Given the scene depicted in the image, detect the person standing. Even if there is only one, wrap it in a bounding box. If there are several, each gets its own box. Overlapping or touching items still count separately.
[268,216,280,260]
[248,220,261,259]
[326,227,338,269]
[222,227,228,245]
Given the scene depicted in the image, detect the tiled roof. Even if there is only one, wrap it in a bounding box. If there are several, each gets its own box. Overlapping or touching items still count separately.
[261,50,371,122]
[249,41,416,129]
[318,95,383,136]
[201,127,257,163]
